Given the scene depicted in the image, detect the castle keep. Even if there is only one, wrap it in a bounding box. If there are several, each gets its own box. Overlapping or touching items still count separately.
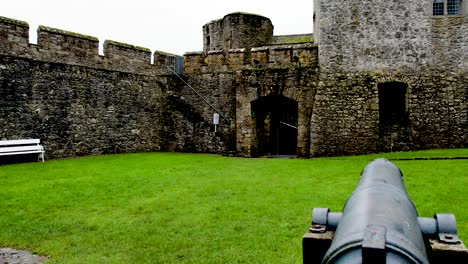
[0,1,467,159]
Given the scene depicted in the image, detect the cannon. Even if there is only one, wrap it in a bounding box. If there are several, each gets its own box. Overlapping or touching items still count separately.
[303,159,467,263]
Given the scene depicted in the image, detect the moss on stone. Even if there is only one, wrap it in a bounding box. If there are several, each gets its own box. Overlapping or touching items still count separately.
[155,50,183,58]
[226,11,267,18]
[0,16,29,27]
[104,40,151,53]
[285,36,311,44]
[184,51,204,56]
[207,11,271,25]
[208,18,223,24]
[154,50,171,56]
[38,25,98,41]
[272,35,313,45]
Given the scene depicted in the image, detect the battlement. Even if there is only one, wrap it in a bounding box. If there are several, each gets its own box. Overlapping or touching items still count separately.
[184,44,318,74]
[271,34,313,45]
[103,40,152,72]
[0,16,182,75]
[0,16,30,55]
[36,25,99,64]
[154,50,184,75]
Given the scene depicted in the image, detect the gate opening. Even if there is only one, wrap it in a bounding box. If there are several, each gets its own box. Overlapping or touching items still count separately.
[378,82,410,152]
[251,96,298,157]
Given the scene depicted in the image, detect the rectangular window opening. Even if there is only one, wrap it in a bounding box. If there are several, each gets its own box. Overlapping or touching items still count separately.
[447,0,460,15]
[433,0,445,16]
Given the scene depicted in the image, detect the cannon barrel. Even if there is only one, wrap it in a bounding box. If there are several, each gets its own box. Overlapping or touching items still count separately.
[304,159,463,264]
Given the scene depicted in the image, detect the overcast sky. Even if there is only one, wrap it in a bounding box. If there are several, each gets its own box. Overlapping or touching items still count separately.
[3,0,314,55]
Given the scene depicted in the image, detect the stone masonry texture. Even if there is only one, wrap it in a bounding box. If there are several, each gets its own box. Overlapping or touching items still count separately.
[0,5,467,159]
[311,0,467,156]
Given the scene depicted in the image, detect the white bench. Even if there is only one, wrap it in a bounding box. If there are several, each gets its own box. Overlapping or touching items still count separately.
[0,139,45,162]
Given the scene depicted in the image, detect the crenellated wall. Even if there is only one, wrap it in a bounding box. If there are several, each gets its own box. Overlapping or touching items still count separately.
[1,6,466,160]
[0,16,183,75]
[0,16,30,54]
[36,25,99,64]
[0,16,215,159]
[184,44,317,74]
[183,41,318,157]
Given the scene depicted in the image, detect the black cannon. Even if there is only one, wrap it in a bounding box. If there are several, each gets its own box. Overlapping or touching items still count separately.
[303,158,467,263]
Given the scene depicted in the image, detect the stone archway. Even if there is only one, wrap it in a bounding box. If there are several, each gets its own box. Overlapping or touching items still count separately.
[250,96,298,157]
[234,71,315,158]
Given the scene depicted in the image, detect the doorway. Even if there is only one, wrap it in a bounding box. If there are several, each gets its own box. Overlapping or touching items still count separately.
[251,96,298,157]
[378,81,410,152]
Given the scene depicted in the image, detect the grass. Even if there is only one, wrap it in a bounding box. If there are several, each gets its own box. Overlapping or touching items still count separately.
[0,149,467,263]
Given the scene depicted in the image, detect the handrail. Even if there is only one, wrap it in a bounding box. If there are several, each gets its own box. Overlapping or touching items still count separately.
[165,66,230,122]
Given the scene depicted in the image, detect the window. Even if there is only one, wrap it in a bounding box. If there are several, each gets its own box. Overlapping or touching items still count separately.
[447,0,460,15]
[433,0,445,15]
[433,0,461,16]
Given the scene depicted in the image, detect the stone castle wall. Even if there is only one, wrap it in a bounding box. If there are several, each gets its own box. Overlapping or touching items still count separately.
[431,16,468,71]
[185,43,317,74]
[183,44,318,157]
[315,0,433,73]
[203,13,274,52]
[181,67,318,157]
[310,71,467,156]
[1,3,466,159]
[0,16,215,158]
[311,0,467,156]
[0,16,181,74]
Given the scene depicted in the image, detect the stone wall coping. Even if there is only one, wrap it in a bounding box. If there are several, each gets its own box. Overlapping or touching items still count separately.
[154,50,183,58]
[204,12,272,27]
[39,25,99,42]
[274,33,313,38]
[296,43,315,48]
[228,48,246,53]
[0,16,28,27]
[104,40,151,53]
[270,45,293,51]
[204,18,223,27]
[224,12,271,21]
[267,43,318,49]
[251,47,269,52]
[184,51,204,56]
[271,33,313,45]
[207,50,224,55]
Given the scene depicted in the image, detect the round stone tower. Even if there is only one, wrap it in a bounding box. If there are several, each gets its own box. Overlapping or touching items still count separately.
[203,12,274,52]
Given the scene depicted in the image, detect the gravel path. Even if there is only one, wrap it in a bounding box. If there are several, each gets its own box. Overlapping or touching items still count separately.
[0,248,48,264]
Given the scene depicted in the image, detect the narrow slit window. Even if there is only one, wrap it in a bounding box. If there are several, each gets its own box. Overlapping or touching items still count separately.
[433,0,445,16]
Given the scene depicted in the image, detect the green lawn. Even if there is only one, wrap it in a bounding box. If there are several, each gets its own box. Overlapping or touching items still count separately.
[0,149,467,263]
